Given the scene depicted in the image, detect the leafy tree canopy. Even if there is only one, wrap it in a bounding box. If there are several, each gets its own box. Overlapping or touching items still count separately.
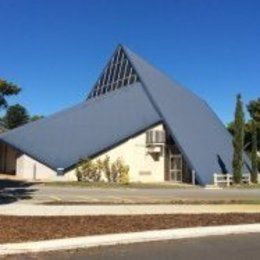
[232,94,245,183]
[30,115,44,122]
[4,104,29,129]
[227,97,260,151]
[247,98,260,123]
[0,79,21,109]
[228,97,260,172]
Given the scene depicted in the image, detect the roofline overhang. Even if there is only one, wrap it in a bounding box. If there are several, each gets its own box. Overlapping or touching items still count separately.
[0,139,58,172]
[64,120,163,172]
[122,46,200,183]
[0,120,163,174]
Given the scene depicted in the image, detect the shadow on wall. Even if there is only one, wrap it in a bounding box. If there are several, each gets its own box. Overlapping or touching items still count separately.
[217,154,252,175]
[0,179,38,205]
[217,155,228,174]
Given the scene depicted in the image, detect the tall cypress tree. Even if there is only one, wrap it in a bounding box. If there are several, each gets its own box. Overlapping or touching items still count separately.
[232,94,245,183]
[251,120,258,183]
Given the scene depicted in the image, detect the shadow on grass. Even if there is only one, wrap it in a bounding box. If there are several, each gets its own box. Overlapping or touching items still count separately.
[0,179,38,205]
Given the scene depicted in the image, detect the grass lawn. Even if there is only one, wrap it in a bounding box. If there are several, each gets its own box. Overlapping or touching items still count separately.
[1,213,260,243]
[42,182,260,190]
[227,184,260,189]
[42,199,260,205]
[43,181,196,189]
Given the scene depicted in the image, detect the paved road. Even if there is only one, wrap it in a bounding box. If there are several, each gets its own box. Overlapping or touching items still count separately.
[2,182,260,204]
[7,233,260,259]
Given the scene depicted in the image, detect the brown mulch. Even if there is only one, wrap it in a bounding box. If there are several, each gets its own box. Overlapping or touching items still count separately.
[1,214,260,244]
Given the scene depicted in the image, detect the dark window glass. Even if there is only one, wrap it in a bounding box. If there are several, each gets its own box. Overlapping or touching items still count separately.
[123,78,129,86]
[119,60,126,79]
[107,66,114,84]
[117,80,122,88]
[113,64,120,81]
[111,82,117,90]
[129,75,136,85]
[88,48,139,99]
[117,48,123,62]
[103,69,109,86]
[107,84,111,91]
[125,63,131,77]
[102,86,107,94]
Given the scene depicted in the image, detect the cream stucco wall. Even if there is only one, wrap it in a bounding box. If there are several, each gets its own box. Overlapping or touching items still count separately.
[17,154,54,180]
[15,124,165,182]
[16,154,77,181]
[90,124,165,182]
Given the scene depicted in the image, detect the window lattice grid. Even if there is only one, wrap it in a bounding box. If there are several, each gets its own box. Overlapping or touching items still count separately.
[88,47,139,99]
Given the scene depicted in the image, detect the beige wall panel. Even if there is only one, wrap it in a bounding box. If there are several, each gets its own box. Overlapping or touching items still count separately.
[15,124,165,182]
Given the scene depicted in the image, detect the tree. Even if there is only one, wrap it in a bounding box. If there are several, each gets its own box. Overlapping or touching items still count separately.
[247,98,260,122]
[247,98,260,173]
[0,79,21,109]
[227,121,252,151]
[251,120,258,183]
[228,97,260,174]
[232,94,245,183]
[4,104,29,129]
[30,115,44,122]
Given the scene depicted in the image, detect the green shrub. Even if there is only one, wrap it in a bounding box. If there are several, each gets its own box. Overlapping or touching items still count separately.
[76,158,101,182]
[75,156,130,184]
[103,156,112,182]
[111,158,129,184]
[75,166,82,181]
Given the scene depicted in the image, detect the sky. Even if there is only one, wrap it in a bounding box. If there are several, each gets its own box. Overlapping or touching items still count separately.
[0,0,259,123]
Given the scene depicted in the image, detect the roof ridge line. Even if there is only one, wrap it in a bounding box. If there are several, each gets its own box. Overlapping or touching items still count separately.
[121,46,165,120]
[122,46,205,103]
[86,44,121,100]
[122,45,197,178]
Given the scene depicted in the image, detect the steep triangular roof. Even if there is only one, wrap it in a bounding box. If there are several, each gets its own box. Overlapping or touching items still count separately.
[121,45,249,184]
[0,83,160,170]
[0,45,249,184]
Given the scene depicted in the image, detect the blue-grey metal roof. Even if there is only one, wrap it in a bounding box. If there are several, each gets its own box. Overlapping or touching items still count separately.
[0,83,161,170]
[123,46,249,185]
[0,45,250,184]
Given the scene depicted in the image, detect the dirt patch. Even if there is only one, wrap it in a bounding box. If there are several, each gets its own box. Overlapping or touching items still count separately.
[1,214,260,243]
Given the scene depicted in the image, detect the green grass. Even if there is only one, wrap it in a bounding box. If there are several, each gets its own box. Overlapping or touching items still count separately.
[43,181,196,189]
[226,183,260,189]
[41,199,260,205]
[42,181,260,189]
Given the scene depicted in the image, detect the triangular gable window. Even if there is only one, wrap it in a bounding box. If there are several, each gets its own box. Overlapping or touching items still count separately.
[88,46,139,99]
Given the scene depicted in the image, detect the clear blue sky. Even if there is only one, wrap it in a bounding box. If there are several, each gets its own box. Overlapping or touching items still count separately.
[0,0,259,123]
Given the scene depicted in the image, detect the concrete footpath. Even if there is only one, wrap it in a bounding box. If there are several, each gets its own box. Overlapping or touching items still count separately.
[1,204,260,216]
[1,224,260,256]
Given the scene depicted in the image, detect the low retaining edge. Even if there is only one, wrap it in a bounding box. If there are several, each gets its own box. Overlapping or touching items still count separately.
[1,223,260,256]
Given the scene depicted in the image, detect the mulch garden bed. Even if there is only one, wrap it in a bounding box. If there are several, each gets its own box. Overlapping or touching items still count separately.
[1,213,260,243]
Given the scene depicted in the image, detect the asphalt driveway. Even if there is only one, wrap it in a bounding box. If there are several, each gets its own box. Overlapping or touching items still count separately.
[37,185,260,202]
[1,180,260,204]
[8,233,260,259]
